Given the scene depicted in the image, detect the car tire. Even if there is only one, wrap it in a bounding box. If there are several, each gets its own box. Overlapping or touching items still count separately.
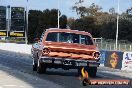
[37,62,46,74]
[78,67,82,76]
[87,67,97,78]
[33,63,37,71]
[32,59,37,71]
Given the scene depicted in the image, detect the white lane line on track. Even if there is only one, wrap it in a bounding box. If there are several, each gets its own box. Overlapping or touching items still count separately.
[3,85,25,88]
[3,85,17,87]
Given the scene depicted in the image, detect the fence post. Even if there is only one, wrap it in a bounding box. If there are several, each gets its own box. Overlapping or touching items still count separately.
[119,44,120,51]
[114,44,115,50]
[101,37,103,49]
[97,44,98,48]
[125,45,127,51]
[105,44,107,50]
[110,45,112,51]
[130,45,132,51]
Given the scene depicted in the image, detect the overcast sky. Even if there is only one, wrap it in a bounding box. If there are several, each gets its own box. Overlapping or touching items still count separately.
[0,0,132,18]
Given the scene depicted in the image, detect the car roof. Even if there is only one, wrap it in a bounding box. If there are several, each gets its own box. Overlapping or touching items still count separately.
[46,29,92,36]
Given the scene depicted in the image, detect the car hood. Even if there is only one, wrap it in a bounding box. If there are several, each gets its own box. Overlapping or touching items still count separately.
[44,42,97,55]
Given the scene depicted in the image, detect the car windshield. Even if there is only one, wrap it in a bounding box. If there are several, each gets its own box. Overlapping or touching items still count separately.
[46,32,93,45]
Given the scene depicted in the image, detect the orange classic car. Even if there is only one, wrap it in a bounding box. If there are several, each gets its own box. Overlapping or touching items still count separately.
[31,28,100,77]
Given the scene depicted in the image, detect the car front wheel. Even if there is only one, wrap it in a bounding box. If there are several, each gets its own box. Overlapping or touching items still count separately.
[87,67,97,78]
[33,59,37,71]
[37,61,46,74]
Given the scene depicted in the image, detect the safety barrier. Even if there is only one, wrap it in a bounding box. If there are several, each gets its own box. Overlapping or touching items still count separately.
[99,50,106,66]
[122,52,132,71]
[100,50,132,71]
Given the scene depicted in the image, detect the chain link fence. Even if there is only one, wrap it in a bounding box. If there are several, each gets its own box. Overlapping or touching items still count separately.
[94,38,132,52]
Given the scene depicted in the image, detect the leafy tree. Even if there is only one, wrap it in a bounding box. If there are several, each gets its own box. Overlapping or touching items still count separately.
[28,9,67,43]
[72,2,102,18]
[70,16,100,37]
[86,3,102,16]
[109,7,115,15]
[72,6,87,18]
[126,7,132,15]
[59,15,67,29]
[67,18,75,29]
[118,15,132,41]
[71,1,132,42]
[50,9,59,28]
[72,0,86,17]
[28,10,43,43]
[100,21,116,39]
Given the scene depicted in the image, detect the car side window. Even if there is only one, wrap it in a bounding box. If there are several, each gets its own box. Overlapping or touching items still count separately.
[73,34,79,44]
[81,35,93,45]
[46,32,57,42]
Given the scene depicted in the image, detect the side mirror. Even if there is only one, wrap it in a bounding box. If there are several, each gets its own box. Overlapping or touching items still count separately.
[33,43,39,49]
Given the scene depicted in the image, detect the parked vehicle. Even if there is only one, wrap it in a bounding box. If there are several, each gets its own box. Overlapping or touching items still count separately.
[31,28,100,77]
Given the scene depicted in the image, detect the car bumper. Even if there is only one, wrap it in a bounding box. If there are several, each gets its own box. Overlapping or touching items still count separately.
[39,56,100,67]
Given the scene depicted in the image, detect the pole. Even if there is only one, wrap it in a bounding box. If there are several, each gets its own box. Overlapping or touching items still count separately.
[25,0,28,44]
[7,5,10,42]
[7,5,10,37]
[115,0,120,50]
[57,0,60,29]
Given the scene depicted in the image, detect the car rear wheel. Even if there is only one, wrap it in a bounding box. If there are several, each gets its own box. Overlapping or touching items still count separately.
[37,61,46,74]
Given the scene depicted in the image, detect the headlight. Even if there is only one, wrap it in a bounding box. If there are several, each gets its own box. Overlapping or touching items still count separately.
[93,52,100,60]
[42,47,50,55]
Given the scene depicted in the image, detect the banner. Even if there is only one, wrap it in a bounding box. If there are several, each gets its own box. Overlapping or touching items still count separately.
[11,7,25,32]
[0,6,7,37]
[122,52,132,71]
[9,31,25,37]
[99,50,106,65]
[104,51,123,69]
[82,79,130,86]
[10,7,25,38]
[0,31,7,36]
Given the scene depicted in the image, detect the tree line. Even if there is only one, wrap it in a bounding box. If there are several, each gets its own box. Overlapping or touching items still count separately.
[69,0,132,42]
[28,1,132,43]
[28,9,67,43]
